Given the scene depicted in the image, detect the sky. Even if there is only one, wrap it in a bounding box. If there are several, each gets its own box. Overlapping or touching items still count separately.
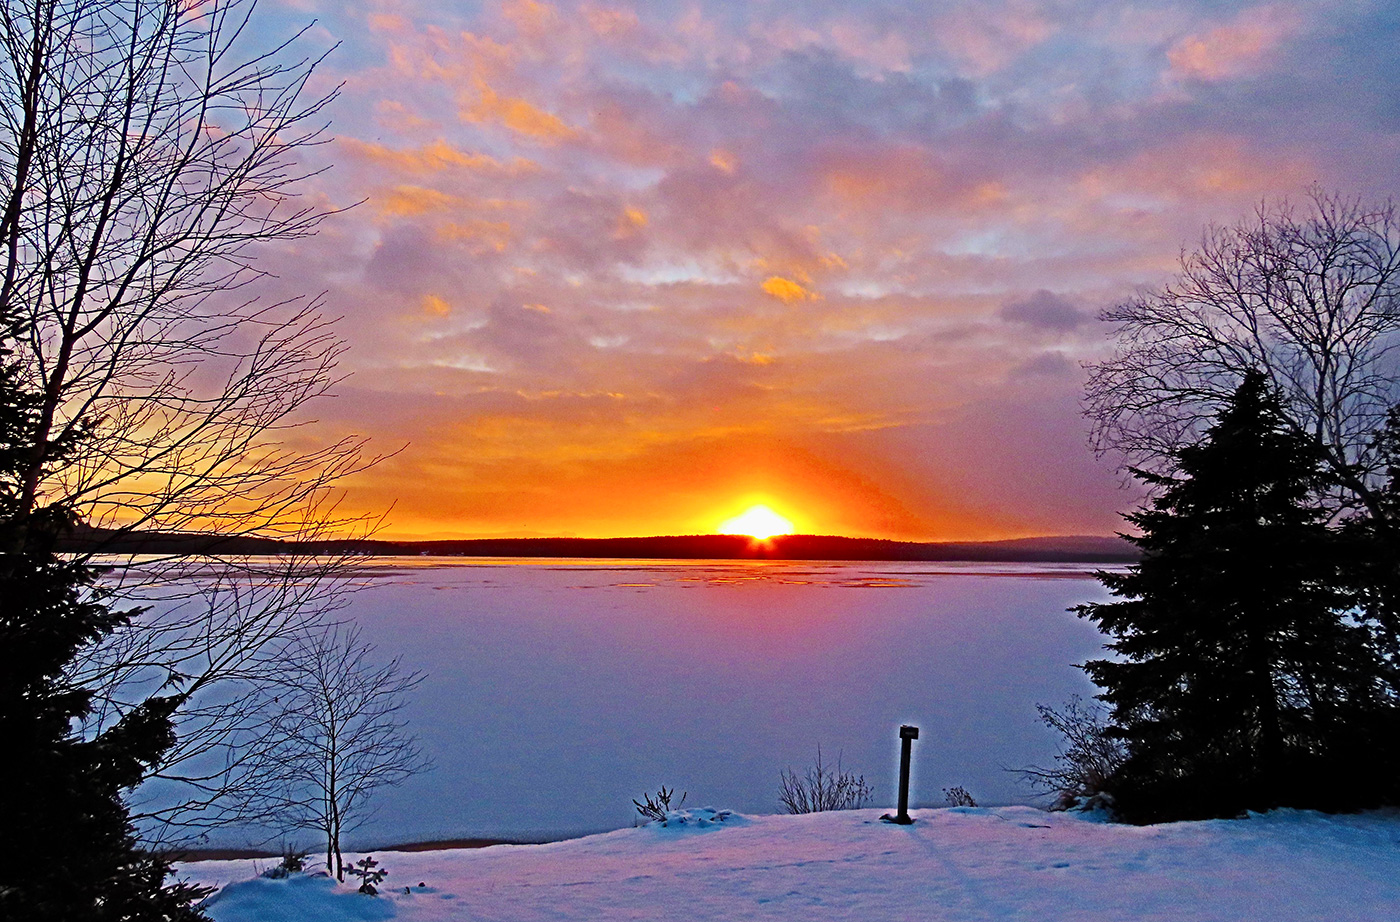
[250,0,1400,540]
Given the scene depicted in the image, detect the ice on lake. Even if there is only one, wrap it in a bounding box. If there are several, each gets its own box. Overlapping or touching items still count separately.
[133,557,1119,846]
[308,557,1115,845]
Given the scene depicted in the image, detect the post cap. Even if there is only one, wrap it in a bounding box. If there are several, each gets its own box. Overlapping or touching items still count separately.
[899,725,919,740]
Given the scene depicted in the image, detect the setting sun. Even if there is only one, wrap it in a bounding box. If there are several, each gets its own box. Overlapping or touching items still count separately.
[718,505,795,540]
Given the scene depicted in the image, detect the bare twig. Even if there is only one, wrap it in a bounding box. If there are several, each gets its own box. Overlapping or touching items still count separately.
[778,745,873,814]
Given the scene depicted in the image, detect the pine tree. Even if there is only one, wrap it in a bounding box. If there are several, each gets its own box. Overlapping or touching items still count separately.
[0,333,206,919]
[1080,371,1400,823]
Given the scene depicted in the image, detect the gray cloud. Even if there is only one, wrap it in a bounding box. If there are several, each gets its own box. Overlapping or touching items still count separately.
[999,290,1091,332]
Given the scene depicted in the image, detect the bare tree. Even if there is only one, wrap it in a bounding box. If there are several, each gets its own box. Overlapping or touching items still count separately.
[0,0,366,537]
[778,745,873,814]
[1085,188,1400,518]
[245,623,428,881]
[0,0,380,842]
[97,555,361,843]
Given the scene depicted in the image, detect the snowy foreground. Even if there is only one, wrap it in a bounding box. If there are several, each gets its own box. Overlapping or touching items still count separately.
[183,806,1400,921]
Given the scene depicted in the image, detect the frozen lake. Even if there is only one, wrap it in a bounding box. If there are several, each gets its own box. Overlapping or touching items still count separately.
[293,557,1117,846]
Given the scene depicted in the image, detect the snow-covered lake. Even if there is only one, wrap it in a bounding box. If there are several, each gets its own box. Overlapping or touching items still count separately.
[289,557,1115,846]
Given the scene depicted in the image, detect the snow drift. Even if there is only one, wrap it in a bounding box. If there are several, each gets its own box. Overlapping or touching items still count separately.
[183,806,1400,921]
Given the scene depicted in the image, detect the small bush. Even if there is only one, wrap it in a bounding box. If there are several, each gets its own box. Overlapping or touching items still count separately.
[943,786,977,807]
[345,856,387,896]
[779,746,873,814]
[633,786,686,823]
[261,847,309,879]
[1019,695,1125,810]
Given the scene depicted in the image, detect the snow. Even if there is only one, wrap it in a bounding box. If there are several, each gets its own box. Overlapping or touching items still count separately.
[181,806,1400,921]
[199,875,394,922]
[642,806,743,829]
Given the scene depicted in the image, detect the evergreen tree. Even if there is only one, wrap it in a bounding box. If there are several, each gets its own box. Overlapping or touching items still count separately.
[0,333,206,919]
[1340,406,1400,677]
[1080,371,1400,823]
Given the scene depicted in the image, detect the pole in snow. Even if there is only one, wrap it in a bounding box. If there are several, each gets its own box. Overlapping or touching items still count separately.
[881,724,918,825]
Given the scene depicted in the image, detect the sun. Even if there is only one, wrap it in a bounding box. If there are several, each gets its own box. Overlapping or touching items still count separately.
[718,504,795,540]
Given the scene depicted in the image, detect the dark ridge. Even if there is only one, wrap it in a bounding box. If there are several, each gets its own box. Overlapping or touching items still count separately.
[60,525,1138,563]
[165,847,281,862]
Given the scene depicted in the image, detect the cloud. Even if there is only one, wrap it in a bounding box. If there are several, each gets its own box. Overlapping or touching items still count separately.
[1167,5,1304,82]
[236,0,1400,540]
[462,76,578,142]
[999,290,1090,332]
[339,138,534,176]
[761,276,817,303]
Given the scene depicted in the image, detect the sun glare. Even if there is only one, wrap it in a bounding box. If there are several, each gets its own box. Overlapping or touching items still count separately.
[718,505,795,540]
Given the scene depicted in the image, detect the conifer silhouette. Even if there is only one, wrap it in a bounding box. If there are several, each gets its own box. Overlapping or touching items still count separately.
[1081,371,1400,822]
[0,333,205,918]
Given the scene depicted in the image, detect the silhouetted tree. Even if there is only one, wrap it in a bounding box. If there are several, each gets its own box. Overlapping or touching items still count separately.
[1339,407,1400,674]
[1080,372,1400,823]
[0,0,379,843]
[0,330,205,918]
[1085,189,1400,520]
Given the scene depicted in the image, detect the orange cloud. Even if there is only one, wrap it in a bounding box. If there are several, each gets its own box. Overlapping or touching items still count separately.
[762,276,817,303]
[463,76,578,143]
[936,4,1054,76]
[340,138,535,176]
[584,4,639,38]
[1168,5,1303,81]
[1077,135,1312,205]
[422,294,452,316]
[367,12,410,34]
[502,0,559,38]
[436,219,515,253]
[614,206,649,238]
[380,185,461,217]
[375,100,433,132]
[709,149,738,174]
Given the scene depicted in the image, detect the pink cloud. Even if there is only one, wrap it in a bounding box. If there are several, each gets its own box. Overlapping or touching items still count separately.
[1167,5,1305,82]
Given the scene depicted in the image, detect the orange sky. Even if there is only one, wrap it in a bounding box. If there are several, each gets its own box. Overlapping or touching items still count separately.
[242,0,1400,540]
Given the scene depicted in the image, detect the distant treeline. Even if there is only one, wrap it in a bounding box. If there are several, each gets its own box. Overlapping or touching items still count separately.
[59,527,1138,563]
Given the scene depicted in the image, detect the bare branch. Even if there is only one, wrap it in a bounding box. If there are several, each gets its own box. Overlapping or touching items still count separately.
[1085,188,1400,517]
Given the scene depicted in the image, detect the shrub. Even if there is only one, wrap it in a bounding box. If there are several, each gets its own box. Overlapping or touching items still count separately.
[344,856,387,896]
[943,786,977,807]
[261,847,309,879]
[633,786,685,823]
[778,746,873,814]
[1019,696,1125,810]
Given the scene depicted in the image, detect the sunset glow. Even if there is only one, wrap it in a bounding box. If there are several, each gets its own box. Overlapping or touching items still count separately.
[718,506,796,540]
[220,1,1400,541]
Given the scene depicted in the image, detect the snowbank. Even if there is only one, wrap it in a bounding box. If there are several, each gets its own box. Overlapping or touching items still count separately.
[182,806,1400,921]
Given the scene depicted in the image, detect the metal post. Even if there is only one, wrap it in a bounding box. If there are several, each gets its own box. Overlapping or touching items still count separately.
[883,724,919,825]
